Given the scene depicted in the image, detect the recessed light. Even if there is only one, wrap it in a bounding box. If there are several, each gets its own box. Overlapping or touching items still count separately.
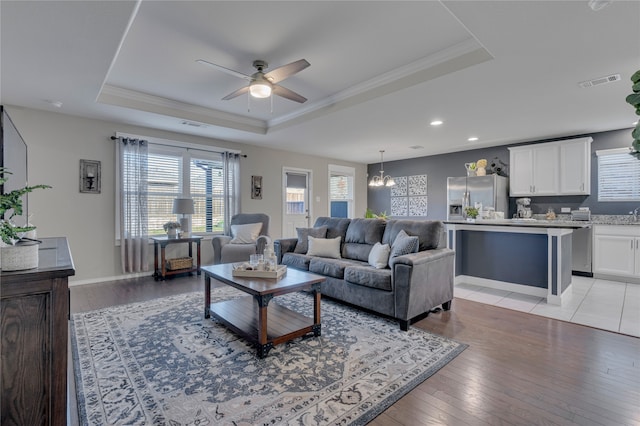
[430,120,443,126]
[468,137,479,142]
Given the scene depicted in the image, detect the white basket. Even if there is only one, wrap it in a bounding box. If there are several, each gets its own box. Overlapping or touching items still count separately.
[1,241,40,271]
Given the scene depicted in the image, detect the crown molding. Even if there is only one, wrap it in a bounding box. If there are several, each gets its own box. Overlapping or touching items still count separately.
[97,84,267,134]
[268,38,490,129]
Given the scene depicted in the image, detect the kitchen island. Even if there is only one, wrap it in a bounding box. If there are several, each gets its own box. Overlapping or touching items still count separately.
[445,219,590,305]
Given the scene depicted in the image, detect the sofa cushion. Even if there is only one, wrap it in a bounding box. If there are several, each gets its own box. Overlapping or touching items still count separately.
[281,252,313,271]
[344,265,392,291]
[307,236,342,258]
[294,226,328,254]
[383,219,443,251]
[389,230,419,264]
[313,217,351,241]
[368,242,391,269]
[342,218,386,262]
[309,257,366,279]
[345,218,386,244]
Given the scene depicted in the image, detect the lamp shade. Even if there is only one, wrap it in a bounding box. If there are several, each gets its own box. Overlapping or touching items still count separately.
[172,198,194,214]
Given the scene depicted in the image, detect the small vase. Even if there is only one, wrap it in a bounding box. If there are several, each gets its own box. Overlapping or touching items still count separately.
[167,229,177,238]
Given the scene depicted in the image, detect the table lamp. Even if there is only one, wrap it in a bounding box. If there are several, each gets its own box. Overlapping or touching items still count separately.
[172,198,195,236]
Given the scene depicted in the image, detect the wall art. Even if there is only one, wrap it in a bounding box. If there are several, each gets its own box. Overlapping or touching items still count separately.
[251,175,262,199]
[79,159,101,194]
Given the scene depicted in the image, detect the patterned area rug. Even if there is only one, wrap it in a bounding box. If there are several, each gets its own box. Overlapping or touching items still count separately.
[71,287,466,425]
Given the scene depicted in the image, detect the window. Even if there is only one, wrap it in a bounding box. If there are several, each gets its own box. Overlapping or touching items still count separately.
[117,134,238,237]
[147,146,230,235]
[329,165,355,218]
[597,148,640,201]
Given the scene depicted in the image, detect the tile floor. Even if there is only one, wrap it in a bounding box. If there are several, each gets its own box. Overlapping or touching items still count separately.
[455,276,640,338]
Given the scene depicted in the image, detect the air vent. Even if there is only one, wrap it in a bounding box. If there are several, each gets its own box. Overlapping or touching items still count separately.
[578,74,621,88]
[181,120,206,128]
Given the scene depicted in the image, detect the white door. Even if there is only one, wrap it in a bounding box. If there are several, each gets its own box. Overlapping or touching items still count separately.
[282,168,312,238]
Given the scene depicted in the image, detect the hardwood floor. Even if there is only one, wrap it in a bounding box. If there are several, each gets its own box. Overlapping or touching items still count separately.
[69,275,640,425]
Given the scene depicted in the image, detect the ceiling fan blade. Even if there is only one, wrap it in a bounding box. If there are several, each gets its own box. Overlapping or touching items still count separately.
[264,59,310,84]
[222,85,250,100]
[272,85,307,103]
[196,59,252,81]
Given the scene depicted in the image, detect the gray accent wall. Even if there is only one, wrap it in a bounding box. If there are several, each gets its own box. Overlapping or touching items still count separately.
[368,128,637,219]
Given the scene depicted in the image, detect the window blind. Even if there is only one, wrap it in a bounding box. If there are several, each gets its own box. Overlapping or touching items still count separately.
[330,175,353,200]
[597,149,640,201]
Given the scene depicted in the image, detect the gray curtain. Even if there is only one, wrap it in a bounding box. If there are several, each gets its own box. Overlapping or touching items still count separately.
[223,152,241,235]
[118,137,149,273]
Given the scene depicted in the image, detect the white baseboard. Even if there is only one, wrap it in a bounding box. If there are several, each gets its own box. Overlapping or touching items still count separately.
[69,271,151,287]
[455,275,548,298]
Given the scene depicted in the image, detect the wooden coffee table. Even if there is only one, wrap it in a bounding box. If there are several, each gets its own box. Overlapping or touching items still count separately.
[202,263,325,358]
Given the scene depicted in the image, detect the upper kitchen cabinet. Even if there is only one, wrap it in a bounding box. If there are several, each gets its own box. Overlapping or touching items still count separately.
[559,138,592,195]
[508,137,592,196]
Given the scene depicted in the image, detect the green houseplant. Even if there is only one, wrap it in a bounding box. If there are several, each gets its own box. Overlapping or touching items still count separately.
[0,167,50,270]
[626,69,640,157]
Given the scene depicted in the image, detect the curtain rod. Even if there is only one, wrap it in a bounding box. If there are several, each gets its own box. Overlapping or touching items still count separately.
[109,136,247,157]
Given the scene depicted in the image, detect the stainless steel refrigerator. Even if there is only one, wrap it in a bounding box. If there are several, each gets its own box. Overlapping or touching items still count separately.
[447,175,509,220]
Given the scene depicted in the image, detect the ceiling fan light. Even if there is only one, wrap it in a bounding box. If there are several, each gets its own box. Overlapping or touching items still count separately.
[249,81,272,98]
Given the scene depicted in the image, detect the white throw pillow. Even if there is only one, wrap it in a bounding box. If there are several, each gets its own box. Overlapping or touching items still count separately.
[368,242,391,269]
[230,222,262,244]
[307,236,342,259]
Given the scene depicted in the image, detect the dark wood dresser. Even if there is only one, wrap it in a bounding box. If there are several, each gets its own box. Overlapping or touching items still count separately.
[1,237,75,426]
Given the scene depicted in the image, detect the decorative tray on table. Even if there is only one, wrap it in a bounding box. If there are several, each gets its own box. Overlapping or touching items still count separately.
[231,264,287,279]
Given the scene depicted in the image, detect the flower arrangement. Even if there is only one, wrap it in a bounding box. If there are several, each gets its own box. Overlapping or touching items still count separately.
[163,221,181,232]
[476,159,487,168]
[0,167,51,245]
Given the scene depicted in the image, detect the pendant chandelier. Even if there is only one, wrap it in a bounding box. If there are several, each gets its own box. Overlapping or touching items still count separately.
[369,150,395,187]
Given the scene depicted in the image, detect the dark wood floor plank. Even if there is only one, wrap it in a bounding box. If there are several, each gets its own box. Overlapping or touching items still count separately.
[68,275,640,426]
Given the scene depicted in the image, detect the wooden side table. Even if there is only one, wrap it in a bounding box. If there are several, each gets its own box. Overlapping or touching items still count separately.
[152,235,202,281]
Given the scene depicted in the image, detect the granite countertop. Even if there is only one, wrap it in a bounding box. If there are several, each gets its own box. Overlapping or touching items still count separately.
[444,219,592,229]
[445,214,640,228]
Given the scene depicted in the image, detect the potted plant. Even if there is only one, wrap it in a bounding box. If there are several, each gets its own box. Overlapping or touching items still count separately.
[464,206,479,221]
[364,208,389,219]
[626,69,640,158]
[0,167,51,270]
[163,221,181,237]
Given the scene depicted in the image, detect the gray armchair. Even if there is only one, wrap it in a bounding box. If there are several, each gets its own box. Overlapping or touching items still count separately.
[211,213,270,264]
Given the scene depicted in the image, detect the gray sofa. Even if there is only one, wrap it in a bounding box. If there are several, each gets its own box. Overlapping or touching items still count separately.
[274,217,454,330]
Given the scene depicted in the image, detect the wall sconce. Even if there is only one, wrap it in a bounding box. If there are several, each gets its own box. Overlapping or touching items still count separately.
[79,159,101,194]
[173,198,195,235]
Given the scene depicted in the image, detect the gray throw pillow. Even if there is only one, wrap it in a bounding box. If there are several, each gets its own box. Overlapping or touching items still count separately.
[389,229,419,264]
[294,226,328,254]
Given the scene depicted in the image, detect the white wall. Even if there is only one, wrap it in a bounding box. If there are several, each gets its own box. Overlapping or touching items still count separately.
[5,106,367,284]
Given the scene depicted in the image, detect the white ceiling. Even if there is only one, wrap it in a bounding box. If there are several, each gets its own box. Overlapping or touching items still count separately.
[1,0,638,164]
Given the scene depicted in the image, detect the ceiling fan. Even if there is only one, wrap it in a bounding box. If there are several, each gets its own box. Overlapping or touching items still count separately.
[196,58,310,103]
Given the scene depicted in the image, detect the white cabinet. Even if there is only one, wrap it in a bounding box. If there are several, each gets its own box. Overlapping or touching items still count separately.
[509,143,559,196]
[593,225,640,278]
[508,137,592,196]
[560,139,591,194]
